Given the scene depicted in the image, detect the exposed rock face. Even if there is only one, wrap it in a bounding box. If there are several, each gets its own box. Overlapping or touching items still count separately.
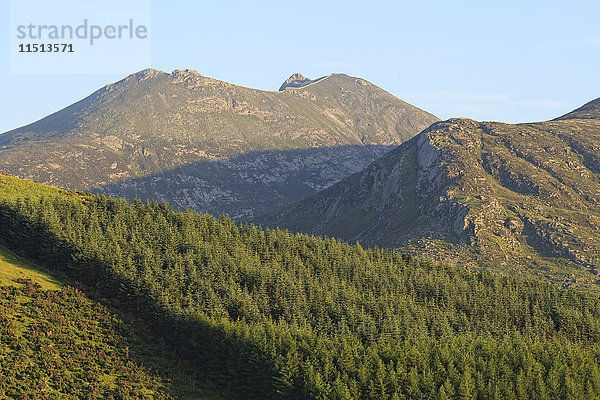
[0,69,438,219]
[264,101,600,290]
[98,145,394,220]
[278,73,313,91]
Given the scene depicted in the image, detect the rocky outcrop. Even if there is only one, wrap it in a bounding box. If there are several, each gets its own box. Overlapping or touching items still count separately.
[278,73,313,91]
[265,109,600,289]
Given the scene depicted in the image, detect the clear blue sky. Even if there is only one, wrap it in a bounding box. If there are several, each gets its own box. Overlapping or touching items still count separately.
[1,0,599,134]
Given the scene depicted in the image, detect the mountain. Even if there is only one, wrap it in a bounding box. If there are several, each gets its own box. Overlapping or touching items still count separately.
[4,173,600,398]
[264,98,600,289]
[555,97,600,120]
[0,69,437,219]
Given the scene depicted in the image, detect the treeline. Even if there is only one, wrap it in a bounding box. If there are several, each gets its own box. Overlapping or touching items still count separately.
[2,188,600,398]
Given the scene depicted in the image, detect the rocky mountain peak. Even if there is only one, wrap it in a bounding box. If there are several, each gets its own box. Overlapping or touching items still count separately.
[171,69,203,78]
[134,68,164,77]
[119,68,166,84]
[279,73,313,91]
[0,69,438,220]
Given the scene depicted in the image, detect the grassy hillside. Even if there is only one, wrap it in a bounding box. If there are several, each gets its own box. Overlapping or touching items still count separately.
[0,246,61,289]
[0,275,223,399]
[2,174,600,398]
[0,280,172,398]
[0,279,226,399]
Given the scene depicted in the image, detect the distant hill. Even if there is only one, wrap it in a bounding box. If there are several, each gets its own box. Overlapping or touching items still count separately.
[264,98,600,290]
[0,69,437,219]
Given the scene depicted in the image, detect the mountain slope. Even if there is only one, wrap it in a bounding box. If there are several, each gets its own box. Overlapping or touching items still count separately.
[0,177,228,399]
[0,281,177,399]
[4,173,600,398]
[265,98,600,289]
[555,97,600,120]
[0,245,61,289]
[0,69,437,218]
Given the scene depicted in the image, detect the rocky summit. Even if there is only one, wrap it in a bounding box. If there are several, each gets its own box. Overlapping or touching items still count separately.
[264,98,600,290]
[0,69,438,219]
[278,73,315,91]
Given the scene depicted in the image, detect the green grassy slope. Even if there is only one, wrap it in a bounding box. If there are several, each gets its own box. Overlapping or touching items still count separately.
[0,280,172,398]
[0,279,225,399]
[0,246,61,289]
[0,279,223,399]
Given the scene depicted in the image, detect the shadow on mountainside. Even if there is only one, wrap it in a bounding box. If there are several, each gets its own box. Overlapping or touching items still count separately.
[91,145,396,221]
[0,202,278,399]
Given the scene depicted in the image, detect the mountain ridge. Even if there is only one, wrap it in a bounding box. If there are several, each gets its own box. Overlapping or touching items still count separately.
[263,100,600,289]
[555,96,600,120]
[0,69,438,218]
